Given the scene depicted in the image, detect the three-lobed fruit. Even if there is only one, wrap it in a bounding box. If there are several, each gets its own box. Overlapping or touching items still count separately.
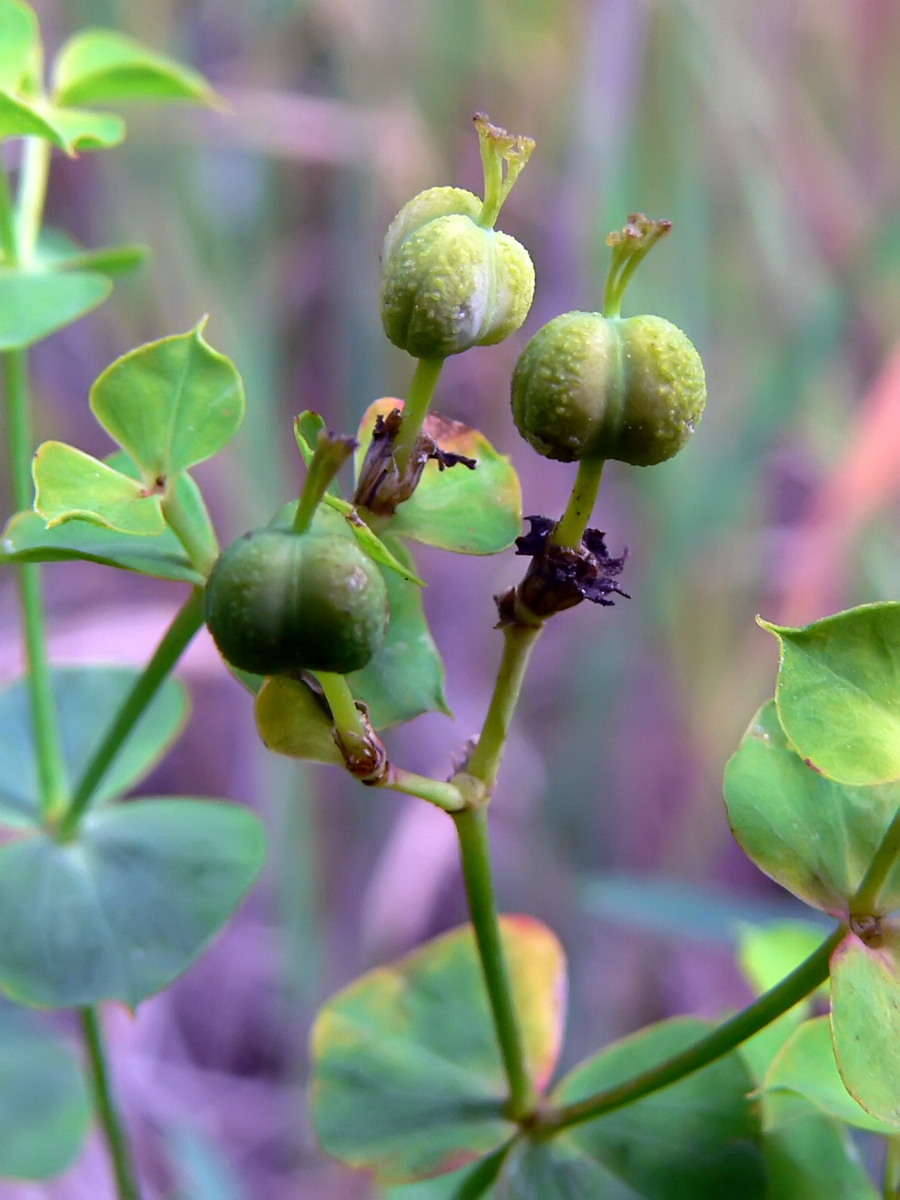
[511,310,706,466]
[380,185,534,360]
[205,527,389,676]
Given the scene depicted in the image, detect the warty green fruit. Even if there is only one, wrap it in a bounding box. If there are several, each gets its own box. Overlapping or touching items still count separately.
[511,311,706,466]
[381,185,535,360]
[205,528,389,677]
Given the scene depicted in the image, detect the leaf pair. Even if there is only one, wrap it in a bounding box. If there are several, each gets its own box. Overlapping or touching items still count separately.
[725,606,900,1130]
[313,918,766,1198]
[31,324,242,554]
[0,0,217,157]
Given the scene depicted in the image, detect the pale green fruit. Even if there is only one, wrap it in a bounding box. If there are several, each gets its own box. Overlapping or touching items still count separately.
[381,185,534,360]
[511,311,706,466]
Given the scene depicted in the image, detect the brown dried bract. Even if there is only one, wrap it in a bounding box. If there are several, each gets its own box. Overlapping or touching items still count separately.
[353,408,475,516]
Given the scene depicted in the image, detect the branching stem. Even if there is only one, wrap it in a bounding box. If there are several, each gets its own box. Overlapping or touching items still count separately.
[851,804,900,917]
[535,926,845,1136]
[61,588,206,836]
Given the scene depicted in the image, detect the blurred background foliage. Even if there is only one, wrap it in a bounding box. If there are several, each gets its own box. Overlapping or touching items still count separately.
[4,0,900,1194]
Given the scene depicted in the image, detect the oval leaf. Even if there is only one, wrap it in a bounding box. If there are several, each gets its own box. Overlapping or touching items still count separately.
[763,1014,897,1134]
[0,666,188,828]
[515,1017,765,1200]
[0,90,70,152]
[33,441,165,535]
[355,400,522,555]
[53,29,218,108]
[90,323,245,481]
[0,799,265,1008]
[44,103,125,150]
[2,508,201,583]
[763,603,900,784]
[831,924,900,1126]
[0,1004,91,1178]
[723,700,900,915]
[0,269,111,349]
[311,916,566,1184]
[348,535,449,728]
[0,0,39,94]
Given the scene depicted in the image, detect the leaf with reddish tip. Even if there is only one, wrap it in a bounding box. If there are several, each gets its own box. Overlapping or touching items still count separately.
[311,917,566,1184]
[355,399,522,556]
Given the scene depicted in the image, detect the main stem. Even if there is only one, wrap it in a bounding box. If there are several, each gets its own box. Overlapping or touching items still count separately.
[4,354,69,821]
[80,1008,141,1200]
[537,926,845,1135]
[453,807,537,1119]
[391,357,443,474]
[61,588,206,835]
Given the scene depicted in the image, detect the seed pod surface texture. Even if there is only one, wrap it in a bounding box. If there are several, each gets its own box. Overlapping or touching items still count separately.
[511,311,706,466]
[205,528,389,677]
[381,185,535,359]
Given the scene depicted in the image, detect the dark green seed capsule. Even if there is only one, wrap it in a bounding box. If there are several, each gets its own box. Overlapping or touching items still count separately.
[205,528,389,677]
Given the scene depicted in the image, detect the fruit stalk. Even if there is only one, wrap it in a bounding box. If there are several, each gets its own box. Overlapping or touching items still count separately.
[80,1008,142,1200]
[551,455,605,550]
[391,357,443,475]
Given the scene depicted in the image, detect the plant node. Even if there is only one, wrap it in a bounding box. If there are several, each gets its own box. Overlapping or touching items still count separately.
[355,407,476,516]
[331,701,390,784]
[497,515,629,623]
[849,913,884,948]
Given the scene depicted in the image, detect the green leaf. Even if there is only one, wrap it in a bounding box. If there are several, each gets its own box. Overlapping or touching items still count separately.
[0,666,188,828]
[0,1004,91,1178]
[255,676,343,766]
[2,507,201,583]
[763,602,900,785]
[0,0,39,94]
[355,400,522,555]
[0,798,265,1008]
[37,228,149,276]
[723,700,900,914]
[90,323,245,482]
[33,441,165,535]
[45,103,125,150]
[0,90,69,152]
[0,268,111,349]
[761,1092,877,1200]
[504,1017,765,1199]
[831,925,900,1126]
[348,535,449,728]
[311,917,567,1184]
[764,1014,898,1133]
[53,29,218,109]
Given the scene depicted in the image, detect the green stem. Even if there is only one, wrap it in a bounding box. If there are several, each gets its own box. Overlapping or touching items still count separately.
[79,1008,141,1200]
[160,487,218,578]
[0,163,17,264]
[3,351,69,820]
[392,357,443,475]
[453,806,536,1119]
[884,1135,900,1199]
[386,767,465,812]
[464,622,543,790]
[551,456,605,550]
[537,926,845,1136]
[314,671,368,741]
[61,588,206,836]
[851,804,900,916]
[15,137,51,267]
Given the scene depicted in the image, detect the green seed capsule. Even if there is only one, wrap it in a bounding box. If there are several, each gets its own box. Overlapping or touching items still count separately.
[205,528,389,677]
[381,185,534,360]
[511,310,706,467]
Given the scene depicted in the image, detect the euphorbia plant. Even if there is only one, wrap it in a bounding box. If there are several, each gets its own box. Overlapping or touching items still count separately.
[3,0,900,1193]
